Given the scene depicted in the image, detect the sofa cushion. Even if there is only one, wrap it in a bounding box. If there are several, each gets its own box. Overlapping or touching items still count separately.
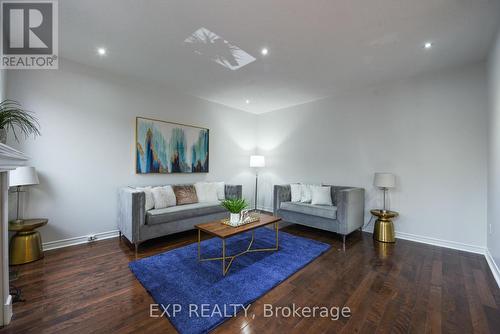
[151,186,176,209]
[290,183,302,202]
[215,182,225,200]
[194,182,219,203]
[280,201,337,220]
[311,186,333,206]
[146,201,225,225]
[300,184,313,203]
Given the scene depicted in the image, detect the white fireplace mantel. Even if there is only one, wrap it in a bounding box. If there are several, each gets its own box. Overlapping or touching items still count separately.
[0,143,28,326]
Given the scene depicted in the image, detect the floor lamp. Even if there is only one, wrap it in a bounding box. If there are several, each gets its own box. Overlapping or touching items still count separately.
[250,155,265,211]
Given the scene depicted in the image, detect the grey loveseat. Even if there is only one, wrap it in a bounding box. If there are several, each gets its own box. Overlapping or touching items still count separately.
[118,184,242,252]
[274,185,364,250]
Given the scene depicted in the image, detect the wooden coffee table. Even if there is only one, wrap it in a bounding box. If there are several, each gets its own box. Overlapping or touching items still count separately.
[195,213,281,276]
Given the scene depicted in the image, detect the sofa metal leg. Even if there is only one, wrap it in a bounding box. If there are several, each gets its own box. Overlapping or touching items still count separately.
[118,231,122,240]
[135,243,139,255]
[342,235,346,252]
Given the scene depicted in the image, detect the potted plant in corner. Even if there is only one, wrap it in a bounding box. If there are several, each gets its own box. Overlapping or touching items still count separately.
[221,198,248,226]
[0,99,40,144]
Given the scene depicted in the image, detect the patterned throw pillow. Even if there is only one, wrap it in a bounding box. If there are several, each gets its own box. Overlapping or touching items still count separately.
[173,185,199,205]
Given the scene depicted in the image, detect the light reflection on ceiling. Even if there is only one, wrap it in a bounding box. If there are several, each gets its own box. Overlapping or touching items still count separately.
[184,27,256,71]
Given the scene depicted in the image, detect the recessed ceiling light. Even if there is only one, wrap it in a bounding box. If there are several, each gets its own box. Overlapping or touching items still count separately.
[261,48,268,56]
[245,99,250,104]
[424,42,433,49]
[97,47,107,56]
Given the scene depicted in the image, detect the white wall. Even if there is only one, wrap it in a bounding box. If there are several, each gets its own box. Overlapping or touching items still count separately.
[5,60,257,243]
[257,63,489,249]
[3,59,491,252]
[488,31,500,271]
[0,70,5,101]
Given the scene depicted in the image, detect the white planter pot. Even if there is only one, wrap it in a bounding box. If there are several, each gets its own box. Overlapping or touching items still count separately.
[230,213,240,225]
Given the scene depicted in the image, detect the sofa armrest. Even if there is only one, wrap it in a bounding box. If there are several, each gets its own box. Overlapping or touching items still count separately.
[225,184,242,200]
[273,185,291,215]
[335,187,365,235]
[117,187,145,244]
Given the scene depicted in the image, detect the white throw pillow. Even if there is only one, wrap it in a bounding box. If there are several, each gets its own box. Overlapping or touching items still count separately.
[151,186,176,209]
[300,184,314,203]
[136,186,154,211]
[215,182,225,200]
[311,186,333,206]
[194,182,219,203]
[290,184,301,202]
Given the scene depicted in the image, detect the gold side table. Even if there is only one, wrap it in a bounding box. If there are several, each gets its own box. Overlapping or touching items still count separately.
[9,219,48,265]
[371,210,398,243]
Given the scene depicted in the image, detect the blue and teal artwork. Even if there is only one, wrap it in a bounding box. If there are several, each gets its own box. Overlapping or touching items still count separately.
[136,117,209,174]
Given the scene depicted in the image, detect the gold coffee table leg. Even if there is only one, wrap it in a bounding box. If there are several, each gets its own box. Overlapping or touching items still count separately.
[222,239,226,276]
[10,230,44,265]
[198,229,280,276]
[197,229,201,261]
[275,221,279,249]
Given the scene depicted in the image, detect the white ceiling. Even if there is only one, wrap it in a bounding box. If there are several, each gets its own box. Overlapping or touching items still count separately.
[60,0,500,114]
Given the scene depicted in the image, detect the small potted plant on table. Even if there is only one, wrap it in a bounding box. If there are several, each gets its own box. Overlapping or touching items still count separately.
[221,198,248,226]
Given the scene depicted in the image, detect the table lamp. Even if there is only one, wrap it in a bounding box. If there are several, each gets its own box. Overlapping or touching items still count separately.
[250,155,265,211]
[9,166,39,224]
[373,172,395,212]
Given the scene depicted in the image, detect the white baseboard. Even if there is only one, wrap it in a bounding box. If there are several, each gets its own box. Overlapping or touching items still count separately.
[363,226,499,288]
[362,225,485,254]
[485,249,500,288]
[395,231,486,254]
[3,295,12,326]
[42,230,119,251]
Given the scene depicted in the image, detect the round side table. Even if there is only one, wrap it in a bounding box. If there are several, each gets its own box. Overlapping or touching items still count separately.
[9,219,48,265]
[370,210,398,243]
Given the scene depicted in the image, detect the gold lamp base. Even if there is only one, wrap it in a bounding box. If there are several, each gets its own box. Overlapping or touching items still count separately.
[371,209,398,243]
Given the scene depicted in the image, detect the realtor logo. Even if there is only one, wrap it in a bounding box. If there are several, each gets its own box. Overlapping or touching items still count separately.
[1,0,58,69]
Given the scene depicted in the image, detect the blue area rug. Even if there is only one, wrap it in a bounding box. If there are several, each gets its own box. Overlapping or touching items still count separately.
[129,227,330,334]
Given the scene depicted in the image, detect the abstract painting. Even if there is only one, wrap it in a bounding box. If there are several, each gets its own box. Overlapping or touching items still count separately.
[136,117,209,174]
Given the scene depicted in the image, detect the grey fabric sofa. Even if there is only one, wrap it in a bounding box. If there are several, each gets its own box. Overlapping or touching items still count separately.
[117,184,242,252]
[274,184,365,250]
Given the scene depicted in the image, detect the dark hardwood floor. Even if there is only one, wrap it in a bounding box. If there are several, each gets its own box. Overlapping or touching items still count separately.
[2,225,499,333]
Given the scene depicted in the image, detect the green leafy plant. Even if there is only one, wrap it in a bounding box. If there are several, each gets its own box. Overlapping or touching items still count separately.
[221,198,248,213]
[0,99,40,142]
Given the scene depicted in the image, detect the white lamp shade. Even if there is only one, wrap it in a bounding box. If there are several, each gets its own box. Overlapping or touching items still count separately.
[249,155,265,168]
[373,172,395,188]
[9,166,39,187]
